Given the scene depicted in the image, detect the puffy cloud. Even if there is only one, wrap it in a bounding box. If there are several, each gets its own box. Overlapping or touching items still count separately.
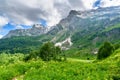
[100,0,120,7]
[0,0,120,28]
[0,16,9,28]
[15,25,24,29]
[0,34,3,39]
[0,16,9,36]
[0,0,87,27]
[83,0,97,9]
[0,0,120,37]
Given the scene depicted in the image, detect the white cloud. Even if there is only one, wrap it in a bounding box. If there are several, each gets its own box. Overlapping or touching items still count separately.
[0,0,120,28]
[100,0,120,7]
[0,34,3,39]
[15,25,24,29]
[0,0,62,26]
[0,16,9,36]
[0,16,9,28]
[0,0,86,27]
[82,0,97,9]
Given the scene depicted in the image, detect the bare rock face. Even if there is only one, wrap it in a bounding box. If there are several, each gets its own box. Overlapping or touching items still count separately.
[3,24,48,38]
[48,6,120,43]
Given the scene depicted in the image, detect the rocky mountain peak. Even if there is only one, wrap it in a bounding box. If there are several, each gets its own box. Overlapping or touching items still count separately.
[3,24,48,38]
[69,10,80,15]
[32,24,44,28]
[3,6,120,39]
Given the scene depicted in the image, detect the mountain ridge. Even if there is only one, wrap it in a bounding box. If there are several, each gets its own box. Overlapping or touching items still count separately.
[3,6,120,39]
[0,6,120,53]
[3,24,49,38]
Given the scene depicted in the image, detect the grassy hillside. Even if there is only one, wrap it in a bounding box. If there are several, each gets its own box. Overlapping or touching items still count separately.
[0,48,119,80]
[71,23,120,49]
[0,35,53,53]
[0,22,120,56]
[103,23,120,32]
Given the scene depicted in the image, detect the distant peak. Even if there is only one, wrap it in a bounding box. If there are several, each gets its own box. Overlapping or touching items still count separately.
[32,24,44,28]
[69,10,79,15]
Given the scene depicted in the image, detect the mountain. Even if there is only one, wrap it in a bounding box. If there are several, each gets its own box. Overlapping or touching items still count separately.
[48,6,120,48]
[0,6,120,53]
[3,24,48,38]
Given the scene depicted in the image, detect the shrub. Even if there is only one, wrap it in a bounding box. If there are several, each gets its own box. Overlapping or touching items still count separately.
[97,41,114,60]
[114,43,120,50]
[24,51,38,61]
[39,42,62,61]
[25,42,64,61]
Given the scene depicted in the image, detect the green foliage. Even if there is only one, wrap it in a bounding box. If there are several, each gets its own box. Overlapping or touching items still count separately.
[0,36,42,54]
[24,51,38,61]
[0,53,24,65]
[114,43,120,50]
[64,48,96,60]
[103,23,120,32]
[97,41,114,60]
[39,42,63,61]
[0,35,53,54]
[25,42,64,61]
[0,48,119,80]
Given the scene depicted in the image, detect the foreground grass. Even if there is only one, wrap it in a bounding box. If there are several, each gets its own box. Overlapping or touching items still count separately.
[0,49,119,80]
[67,58,94,63]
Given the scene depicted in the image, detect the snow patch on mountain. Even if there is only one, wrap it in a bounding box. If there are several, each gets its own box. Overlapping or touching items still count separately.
[55,37,73,50]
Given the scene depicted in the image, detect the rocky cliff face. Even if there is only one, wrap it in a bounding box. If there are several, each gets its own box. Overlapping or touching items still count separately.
[3,24,48,38]
[48,6,120,43]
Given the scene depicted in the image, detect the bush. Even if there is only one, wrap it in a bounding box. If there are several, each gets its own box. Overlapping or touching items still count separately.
[24,51,38,61]
[39,42,62,61]
[25,42,64,61]
[97,42,114,60]
[114,44,120,50]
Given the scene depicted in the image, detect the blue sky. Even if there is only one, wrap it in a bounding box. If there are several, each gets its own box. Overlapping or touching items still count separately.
[0,23,31,37]
[0,0,120,38]
[0,19,46,38]
[93,0,101,7]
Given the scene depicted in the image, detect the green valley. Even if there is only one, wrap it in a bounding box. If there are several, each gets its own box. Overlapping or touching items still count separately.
[0,6,120,80]
[0,46,119,80]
